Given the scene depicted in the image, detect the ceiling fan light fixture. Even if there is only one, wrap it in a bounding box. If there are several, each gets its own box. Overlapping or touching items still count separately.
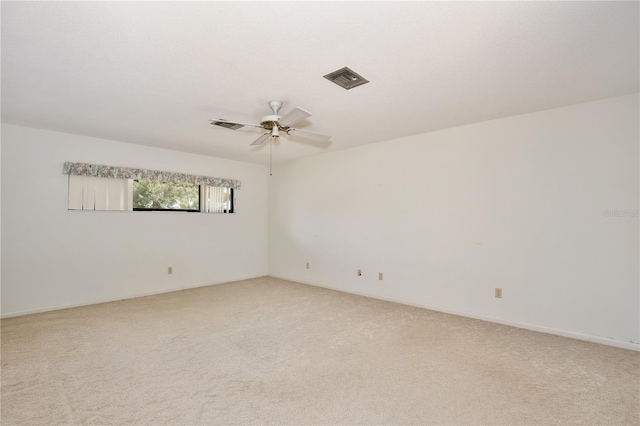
[323,66,369,90]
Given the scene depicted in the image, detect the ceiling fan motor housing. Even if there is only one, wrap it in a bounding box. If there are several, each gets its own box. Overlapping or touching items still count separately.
[261,100,287,131]
[260,115,281,129]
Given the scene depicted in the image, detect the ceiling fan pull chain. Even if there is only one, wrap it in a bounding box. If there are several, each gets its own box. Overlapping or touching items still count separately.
[269,139,273,177]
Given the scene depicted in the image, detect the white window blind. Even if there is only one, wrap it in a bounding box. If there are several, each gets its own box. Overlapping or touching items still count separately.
[202,185,234,213]
[68,175,133,211]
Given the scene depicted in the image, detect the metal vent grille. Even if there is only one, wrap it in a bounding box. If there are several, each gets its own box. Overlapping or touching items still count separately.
[212,121,244,130]
[323,67,369,90]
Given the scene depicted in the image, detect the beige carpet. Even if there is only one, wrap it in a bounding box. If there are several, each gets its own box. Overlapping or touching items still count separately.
[1,277,638,425]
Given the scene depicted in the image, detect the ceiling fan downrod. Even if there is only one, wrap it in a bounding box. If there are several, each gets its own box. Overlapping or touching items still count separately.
[268,100,282,115]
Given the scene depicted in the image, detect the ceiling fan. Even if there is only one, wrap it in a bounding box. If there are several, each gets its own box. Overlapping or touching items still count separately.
[210,100,332,146]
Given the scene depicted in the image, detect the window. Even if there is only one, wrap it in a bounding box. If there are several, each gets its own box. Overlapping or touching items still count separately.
[63,162,239,213]
[133,180,200,212]
[68,176,235,213]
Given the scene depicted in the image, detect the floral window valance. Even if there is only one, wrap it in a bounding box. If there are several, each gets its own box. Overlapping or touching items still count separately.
[62,162,241,189]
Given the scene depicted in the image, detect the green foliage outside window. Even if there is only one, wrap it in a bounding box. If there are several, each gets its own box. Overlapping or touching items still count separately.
[133,180,200,210]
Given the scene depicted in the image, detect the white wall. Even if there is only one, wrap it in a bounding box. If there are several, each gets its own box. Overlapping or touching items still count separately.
[1,124,269,316]
[269,94,640,349]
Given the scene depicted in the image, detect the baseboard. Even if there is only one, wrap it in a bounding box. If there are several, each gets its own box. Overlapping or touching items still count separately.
[0,274,267,319]
[268,274,640,352]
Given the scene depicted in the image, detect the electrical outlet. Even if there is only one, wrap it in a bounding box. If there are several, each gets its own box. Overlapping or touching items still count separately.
[357,269,362,276]
[378,272,383,280]
[306,262,310,269]
[495,288,502,298]
[168,266,173,275]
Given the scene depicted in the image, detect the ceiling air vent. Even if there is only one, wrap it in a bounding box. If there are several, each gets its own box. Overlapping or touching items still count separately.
[323,67,369,90]
[211,121,244,130]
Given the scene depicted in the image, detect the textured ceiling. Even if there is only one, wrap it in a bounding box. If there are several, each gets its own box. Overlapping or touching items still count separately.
[2,1,638,165]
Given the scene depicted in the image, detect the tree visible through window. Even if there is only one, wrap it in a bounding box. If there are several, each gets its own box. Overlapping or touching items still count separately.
[133,180,200,211]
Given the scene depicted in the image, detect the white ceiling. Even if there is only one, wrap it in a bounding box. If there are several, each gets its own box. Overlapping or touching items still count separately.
[2,1,638,165]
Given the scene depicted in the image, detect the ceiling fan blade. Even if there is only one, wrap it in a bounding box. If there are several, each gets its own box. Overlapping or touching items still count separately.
[287,128,332,142]
[279,107,311,127]
[251,132,270,146]
[210,119,263,130]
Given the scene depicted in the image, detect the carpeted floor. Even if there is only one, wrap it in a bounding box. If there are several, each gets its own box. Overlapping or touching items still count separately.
[1,276,639,425]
